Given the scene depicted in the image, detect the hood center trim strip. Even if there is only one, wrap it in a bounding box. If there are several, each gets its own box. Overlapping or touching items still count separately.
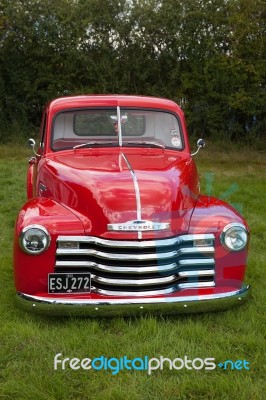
[122,153,142,239]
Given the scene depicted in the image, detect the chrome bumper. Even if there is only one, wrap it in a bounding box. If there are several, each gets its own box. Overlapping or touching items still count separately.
[15,285,251,317]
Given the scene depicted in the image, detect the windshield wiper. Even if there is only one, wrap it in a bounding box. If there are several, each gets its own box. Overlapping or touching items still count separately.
[73,140,165,149]
[73,141,115,149]
[123,141,165,149]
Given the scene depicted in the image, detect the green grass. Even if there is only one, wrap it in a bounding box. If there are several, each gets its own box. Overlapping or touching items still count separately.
[0,144,265,399]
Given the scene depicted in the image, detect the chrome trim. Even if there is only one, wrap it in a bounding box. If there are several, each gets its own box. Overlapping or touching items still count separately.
[179,258,215,266]
[56,248,175,260]
[107,220,170,232]
[92,281,215,296]
[91,274,177,287]
[55,234,215,293]
[55,260,214,274]
[178,270,214,277]
[220,223,249,252]
[28,137,41,157]
[121,153,141,220]
[92,286,178,297]
[117,106,122,147]
[178,281,215,289]
[19,224,51,255]
[56,246,214,261]
[57,234,215,248]
[15,285,251,316]
[121,153,142,239]
[55,260,180,274]
[191,138,206,157]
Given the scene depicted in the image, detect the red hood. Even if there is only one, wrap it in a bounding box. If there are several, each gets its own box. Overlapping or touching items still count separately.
[39,149,199,238]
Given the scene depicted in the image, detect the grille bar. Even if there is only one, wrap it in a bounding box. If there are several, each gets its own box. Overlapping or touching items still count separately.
[55,258,215,274]
[55,260,179,274]
[55,234,215,295]
[91,274,177,287]
[92,281,215,297]
[56,246,214,261]
[57,234,214,249]
[178,270,214,277]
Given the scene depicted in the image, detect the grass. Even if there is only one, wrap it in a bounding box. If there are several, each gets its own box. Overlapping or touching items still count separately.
[0,143,265,399]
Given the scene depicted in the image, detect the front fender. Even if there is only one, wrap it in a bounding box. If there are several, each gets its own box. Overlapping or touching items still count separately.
[13,197,85,294]
[188,195,249,289]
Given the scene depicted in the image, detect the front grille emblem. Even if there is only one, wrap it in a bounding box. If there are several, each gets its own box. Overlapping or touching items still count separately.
[107,220,170,232]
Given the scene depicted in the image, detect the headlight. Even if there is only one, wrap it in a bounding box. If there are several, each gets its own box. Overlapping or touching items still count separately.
[19,225,51,254]
[220,223,248,252]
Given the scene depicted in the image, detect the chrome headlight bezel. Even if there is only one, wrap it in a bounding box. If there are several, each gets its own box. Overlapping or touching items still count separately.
[19,224,51,255]
[220,223,249,252]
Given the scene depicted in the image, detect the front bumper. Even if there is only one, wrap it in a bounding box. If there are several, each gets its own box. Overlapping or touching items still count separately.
[16,285,251,317]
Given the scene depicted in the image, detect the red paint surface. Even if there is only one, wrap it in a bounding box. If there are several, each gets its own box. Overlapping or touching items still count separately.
[14,95,249,301]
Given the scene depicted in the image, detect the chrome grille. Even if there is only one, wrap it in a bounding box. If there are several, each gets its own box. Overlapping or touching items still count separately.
[55,234,215,296]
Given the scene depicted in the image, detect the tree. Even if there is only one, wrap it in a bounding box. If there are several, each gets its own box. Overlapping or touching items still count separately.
[0,0,265,142]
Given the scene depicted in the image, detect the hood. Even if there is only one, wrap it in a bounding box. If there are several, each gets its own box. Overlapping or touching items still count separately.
[40,149,199,238]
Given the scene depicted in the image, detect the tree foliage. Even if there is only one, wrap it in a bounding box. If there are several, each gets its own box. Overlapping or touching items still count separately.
[0,0,265,142]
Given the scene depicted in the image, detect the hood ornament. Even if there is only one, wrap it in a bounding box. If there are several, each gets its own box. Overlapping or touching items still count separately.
[107,220,170,232]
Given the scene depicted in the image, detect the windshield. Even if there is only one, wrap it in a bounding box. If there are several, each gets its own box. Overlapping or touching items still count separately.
[51,108,183,151]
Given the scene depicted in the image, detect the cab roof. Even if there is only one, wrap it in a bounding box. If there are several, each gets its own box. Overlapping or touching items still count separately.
[46,95,184,117]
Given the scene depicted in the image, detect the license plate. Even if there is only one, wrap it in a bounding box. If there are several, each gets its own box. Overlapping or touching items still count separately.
[48,273,91,294]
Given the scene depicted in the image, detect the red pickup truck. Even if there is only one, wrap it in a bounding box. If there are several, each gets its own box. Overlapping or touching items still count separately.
[13,95,250,316]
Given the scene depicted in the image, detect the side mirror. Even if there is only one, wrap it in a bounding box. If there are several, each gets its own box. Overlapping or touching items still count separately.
[28,138,36,149]
[191,138,206,156]
[197,138,205,148]
[28,138,41,157]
